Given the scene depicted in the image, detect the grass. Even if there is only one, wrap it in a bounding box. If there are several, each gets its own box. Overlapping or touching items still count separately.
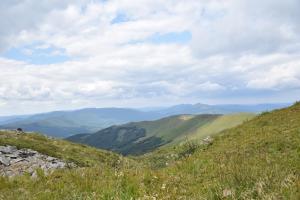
[69,113,253,155]
[0,131,122,167]
[0,103,299,199]
[135,114,220,141]
[187,112,255,140]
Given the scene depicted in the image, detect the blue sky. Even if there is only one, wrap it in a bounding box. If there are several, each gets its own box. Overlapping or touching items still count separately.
[3,44,70,65]
[0,0,299,115]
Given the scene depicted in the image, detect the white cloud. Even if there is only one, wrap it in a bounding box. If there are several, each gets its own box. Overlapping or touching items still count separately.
[191,0,300,56]
[0,0,300,115]
[247,63,300,90]
[0,0,87,52]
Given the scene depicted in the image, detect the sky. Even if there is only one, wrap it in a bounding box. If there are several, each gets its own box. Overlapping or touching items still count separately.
[0,0,300,115]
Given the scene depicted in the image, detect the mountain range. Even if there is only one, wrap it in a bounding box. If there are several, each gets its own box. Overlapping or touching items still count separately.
[0,103,289,137]
[67,113,255,155]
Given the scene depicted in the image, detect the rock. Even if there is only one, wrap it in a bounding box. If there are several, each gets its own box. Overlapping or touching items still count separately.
[5,154,18,159]
[222,189,233,197]
[0,145,76,178]
[0,146,17,154]
[202,136,213,145]
[18,150,36,158]
[46,156,55,162]
[31,171,38,179]
[10,158,24,164]
[0,156,10,166]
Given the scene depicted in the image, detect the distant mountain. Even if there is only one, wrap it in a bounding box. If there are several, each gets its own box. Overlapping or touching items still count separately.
[67,113,255,155]
[157,103,291,115]
[0,108,161,138]
[0,103,288,137]
[0,115,31,125]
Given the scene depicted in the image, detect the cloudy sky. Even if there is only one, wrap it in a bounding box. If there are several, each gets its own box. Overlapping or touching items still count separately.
[0,0,300,115]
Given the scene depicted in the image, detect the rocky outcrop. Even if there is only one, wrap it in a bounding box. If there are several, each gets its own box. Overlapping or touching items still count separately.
[0,145,75,177]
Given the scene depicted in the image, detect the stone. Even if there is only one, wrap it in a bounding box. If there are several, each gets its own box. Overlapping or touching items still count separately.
[46,156,55,162]
[31,171,38,179]
[0,156,10,166]
[5,154,18,159]
[203,136,213,145]
[0,146,17,154]
[10,158,24,164]
[18,150,36,158]
[223,189,233,197]
[0,145,76,178]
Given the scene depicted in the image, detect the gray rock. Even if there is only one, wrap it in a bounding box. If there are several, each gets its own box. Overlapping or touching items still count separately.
[5,154,18,159]
[0,146,17,154]
[10,158,24,164]
[0,156,10,166]
[0,145,76,178]
[31,171,38,179]
[46,156,55,162]
[202,136,213,145]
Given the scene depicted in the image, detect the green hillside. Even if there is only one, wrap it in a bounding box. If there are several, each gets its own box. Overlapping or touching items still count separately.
[0,103,299,199]
[67,113,254,155]
[0,130,122,167]
[132,114,219,141]
[185,112,255,141]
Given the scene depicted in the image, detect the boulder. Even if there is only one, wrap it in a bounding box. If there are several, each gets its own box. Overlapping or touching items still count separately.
[0,156,10,166]
[0,145,75,177]
[0,146,17,154]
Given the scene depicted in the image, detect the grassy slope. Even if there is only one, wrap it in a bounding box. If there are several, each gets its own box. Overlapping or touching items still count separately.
[137,113,255,147]
[0,103,299,199]
[68,113,253,155]
[149,102,300,199]
[0,131,122,167]
[67,114,222,155]
[133,114,221,141]
[186,112,255,140]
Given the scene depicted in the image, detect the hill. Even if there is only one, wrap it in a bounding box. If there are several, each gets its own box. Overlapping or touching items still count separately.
[0,108,160,138]
[0,130,123,167]
[0,103,287,138]
[147,101,300,199]
[0,115,30,125]
[0,103,299,199]
[67,113,255,155]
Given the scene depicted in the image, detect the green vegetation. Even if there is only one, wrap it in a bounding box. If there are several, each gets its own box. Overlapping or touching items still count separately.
[186,112,255,140]
[0,103,299,199]
[67,113,254,155]
[0,131,122,167]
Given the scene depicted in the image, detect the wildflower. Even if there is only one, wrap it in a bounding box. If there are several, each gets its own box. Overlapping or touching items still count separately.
[118,171,124,177]
[114,170,124,177]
